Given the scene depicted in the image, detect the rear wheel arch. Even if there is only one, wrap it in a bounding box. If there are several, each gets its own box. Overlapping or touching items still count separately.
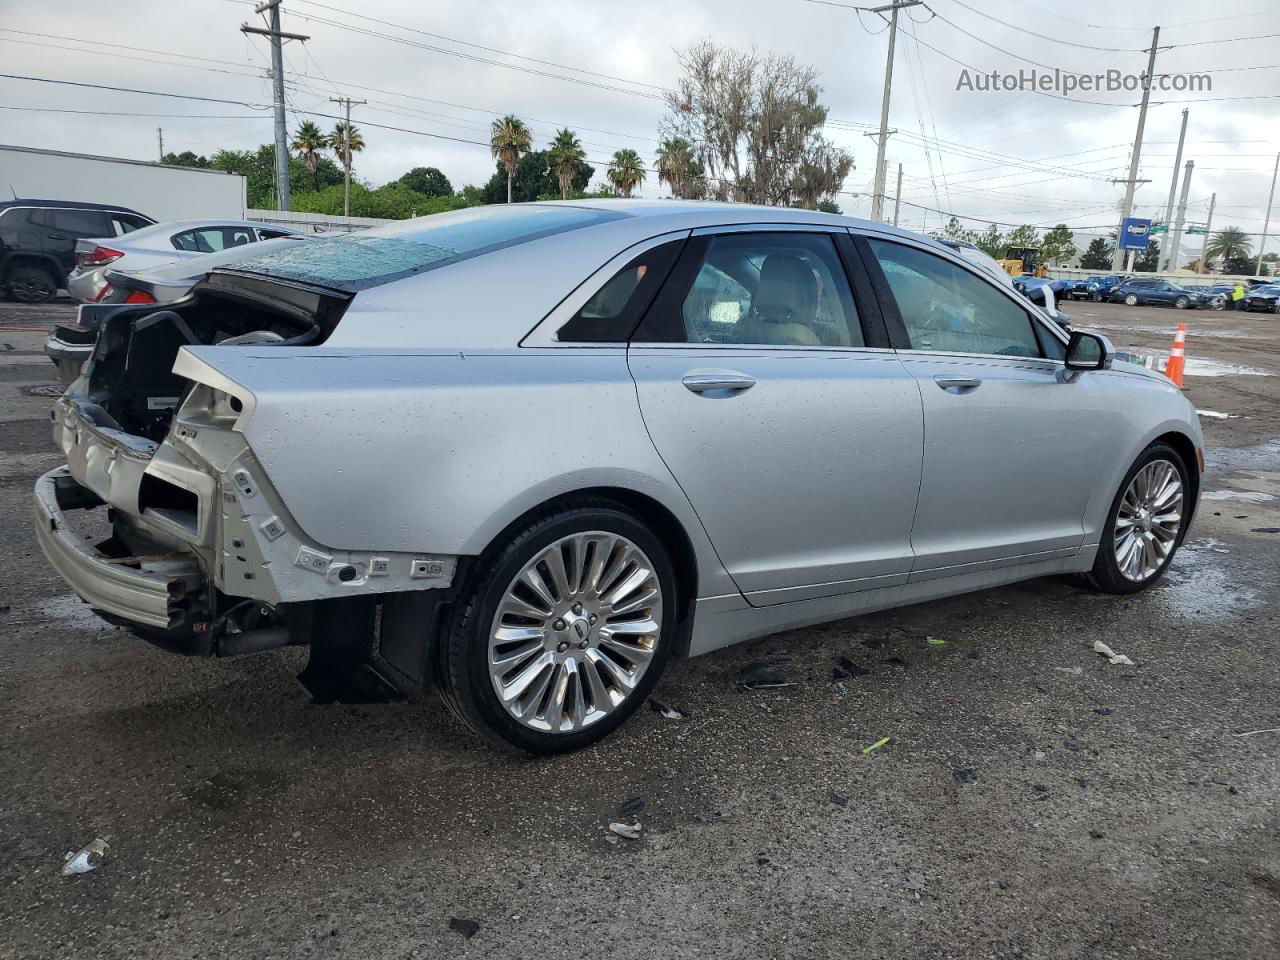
[2,252,64,285]
[471,486,699,658]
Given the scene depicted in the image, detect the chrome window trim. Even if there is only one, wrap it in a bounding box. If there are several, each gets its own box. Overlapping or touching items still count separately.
[690,222,853,237]
[627,343,900,356]
[848,225,1071,350]
[520,229,692,348]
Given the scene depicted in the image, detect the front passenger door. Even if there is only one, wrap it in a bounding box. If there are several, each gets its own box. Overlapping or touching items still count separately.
[628,228,924,605]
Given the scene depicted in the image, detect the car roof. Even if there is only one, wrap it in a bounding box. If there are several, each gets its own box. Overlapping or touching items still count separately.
[0,198,152,217]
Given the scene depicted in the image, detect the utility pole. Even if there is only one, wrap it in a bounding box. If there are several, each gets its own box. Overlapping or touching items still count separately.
[242,1,309,212]
[1166,160,1193,275]
[1111,25,1161,271]
[1256,152,1279,277]
[157,128,164,162]
[330,97,366,217]
[1201,192,1216,273]
[892,163,903,226]
[1160,107,1188,269]
[869,0,921,222]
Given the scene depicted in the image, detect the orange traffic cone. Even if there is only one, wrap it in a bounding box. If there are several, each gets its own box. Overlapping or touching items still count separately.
[1165,322,1186,388]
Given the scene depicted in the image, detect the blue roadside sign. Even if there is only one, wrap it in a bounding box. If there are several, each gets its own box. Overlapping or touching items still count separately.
[1120,218,1152,251]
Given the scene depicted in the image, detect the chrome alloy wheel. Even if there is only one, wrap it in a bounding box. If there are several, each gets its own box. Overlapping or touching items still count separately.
[1114,459,1184,581]
[487,532,663,733]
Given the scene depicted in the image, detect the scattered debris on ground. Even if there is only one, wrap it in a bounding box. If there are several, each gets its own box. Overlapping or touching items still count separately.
[698,807,732,823]
[739,662,794,689]
[609,821,642,840]
[1094,640,1136,666]
[1233,727,1280,738]
[61,838,109,877]
[830,793,849,806]
[862,737,891,756]
[620,797,646,815]
[648,698,685,719]
[448,918,480,939]
[833,656,868,679]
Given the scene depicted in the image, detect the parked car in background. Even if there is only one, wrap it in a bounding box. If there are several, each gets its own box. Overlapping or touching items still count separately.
[66,219,301,303]
[1242,284,1280,314]
[44,233,313,386]
[35,201,1203,753]
[1066,274,1121,301]
[1109,278,1196,309]
[0,199,154,302]
[1190,283,1236,311]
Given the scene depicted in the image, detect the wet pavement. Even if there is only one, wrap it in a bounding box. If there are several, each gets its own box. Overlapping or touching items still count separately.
[1,300,1277,959]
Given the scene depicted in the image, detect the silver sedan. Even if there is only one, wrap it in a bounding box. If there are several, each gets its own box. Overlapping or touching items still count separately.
[35,201,1203,753]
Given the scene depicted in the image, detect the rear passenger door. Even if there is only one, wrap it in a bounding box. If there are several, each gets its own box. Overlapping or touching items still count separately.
[41,208,111,274]
[627,226,925,605]
[860,234,1122,576]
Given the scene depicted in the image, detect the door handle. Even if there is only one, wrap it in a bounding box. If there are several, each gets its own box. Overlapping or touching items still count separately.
[682,373,757,394]
[933,376,982,393]
[47,233,67,240]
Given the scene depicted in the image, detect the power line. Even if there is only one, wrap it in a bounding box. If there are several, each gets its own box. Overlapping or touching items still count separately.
[932,0,1135,52]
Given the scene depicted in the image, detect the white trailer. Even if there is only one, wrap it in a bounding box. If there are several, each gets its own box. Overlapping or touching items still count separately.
[0,145,247,221]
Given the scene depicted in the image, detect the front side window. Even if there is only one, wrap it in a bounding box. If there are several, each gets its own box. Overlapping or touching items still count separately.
[868,239,1042,358]
[638,233,863,347]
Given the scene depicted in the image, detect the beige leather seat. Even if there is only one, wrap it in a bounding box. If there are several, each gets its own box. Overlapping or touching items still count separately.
[749,255,821,346]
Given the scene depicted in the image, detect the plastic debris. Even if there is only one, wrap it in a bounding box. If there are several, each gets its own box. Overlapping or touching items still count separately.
[448,918,480,939]
[1053,666,1084,676]
[739,663,793,690]
[530,863,542,877]
[952,768,977,784]
[861,736,891,755]
[1094,708,1114,716]
[1093,640,1135,666]
[830,792,849,806]
[698,807,732,823]
[608,821,642,840]
[62,838,109,877]
[648,698,685,720]
[1233,727,1280,738]
[1063,740,1081,752]
[1251,527,1280,534]
[833,656,869,679]
[926,637,946,646]
[905,873,926,891]
[620,797,646,816]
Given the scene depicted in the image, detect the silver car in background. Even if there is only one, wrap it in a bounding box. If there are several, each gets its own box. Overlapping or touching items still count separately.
[66,219,300,302]
[35,201,1204,753]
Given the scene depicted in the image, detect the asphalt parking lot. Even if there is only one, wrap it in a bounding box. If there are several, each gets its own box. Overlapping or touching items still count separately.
[1,299,1277,959]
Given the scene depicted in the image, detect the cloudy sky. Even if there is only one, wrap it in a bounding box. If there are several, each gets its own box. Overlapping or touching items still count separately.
[1,0,1277,256]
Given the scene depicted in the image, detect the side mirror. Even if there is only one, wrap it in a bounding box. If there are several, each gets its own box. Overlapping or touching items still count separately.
[1065,330,1114,371]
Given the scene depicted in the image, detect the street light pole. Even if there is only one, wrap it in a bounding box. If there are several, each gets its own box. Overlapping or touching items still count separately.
[1160,107,1188,269]
[1256,152,1279,277]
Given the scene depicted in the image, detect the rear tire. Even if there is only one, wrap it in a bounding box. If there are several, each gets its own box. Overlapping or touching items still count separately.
[438,498,678,754]
[1174,296,1189,309]
[6,265,58,303]
[1087,442,1190,595]
[1123,293,1139,306]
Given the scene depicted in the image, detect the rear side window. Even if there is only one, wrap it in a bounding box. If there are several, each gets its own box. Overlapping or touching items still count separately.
[172,227,256,253]
[556,240,683,342]
[48,209,109,236]
[225,204,627,292]
[256,228,292,240]
[111,214,150,234]
[869,238,1043,358]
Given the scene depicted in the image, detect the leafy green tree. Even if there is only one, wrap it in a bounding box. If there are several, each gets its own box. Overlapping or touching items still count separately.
[1134,238,1161,272]
[161,151,209,167]
[1079,237,1112,270]
[1005,224,1040,249]
[607,149,646,197]
[479,150,592,204]
[1204,226,1251,270]
[490,114,533,203]
[548,129,587,200]
[1222,254,1255,275]
[397,167,452,198]
[210,145,342,208]
[974,224,1005,259]
[655,137,700,199]
[1040,224,1075,266]
[292,182,474,219]
[1261,252,1278,278]
[817,199,841,215]
[290,121,329,191]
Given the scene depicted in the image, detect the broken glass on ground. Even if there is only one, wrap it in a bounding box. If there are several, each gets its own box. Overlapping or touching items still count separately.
[62,838,109,877]
[739,662,794,689]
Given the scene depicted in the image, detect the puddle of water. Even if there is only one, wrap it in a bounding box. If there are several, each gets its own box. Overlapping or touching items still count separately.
[1157,540,1260,621]
[1201,490,1276,503]
[1115,351,1272,377]
[30,595,114,632]
[1088,322,1261,341]
[1207,440,1280,473]
[1197,410,1238,420]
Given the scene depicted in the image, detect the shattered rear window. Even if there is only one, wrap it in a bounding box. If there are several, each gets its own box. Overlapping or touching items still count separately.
[215,205,626,292]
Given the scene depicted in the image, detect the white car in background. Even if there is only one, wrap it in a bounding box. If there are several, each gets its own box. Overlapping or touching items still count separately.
[66,219,300,302]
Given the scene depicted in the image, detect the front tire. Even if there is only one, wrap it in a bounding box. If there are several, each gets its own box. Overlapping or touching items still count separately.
[1123,293,1139,306]
[1087,443,1189,594]
[438,499,677,754]
[1174,296,1189,309]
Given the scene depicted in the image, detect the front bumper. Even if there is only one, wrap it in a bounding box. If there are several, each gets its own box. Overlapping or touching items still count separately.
[34,467,202,630]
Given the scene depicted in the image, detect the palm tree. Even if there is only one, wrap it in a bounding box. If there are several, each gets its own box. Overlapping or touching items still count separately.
[547,128,586,200]
[607,149,646,198]
[1203,226,1252,270]
[490,114,533,203]
[290,120,327,191]
[328,122,364,173]
[655,137,695,199]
